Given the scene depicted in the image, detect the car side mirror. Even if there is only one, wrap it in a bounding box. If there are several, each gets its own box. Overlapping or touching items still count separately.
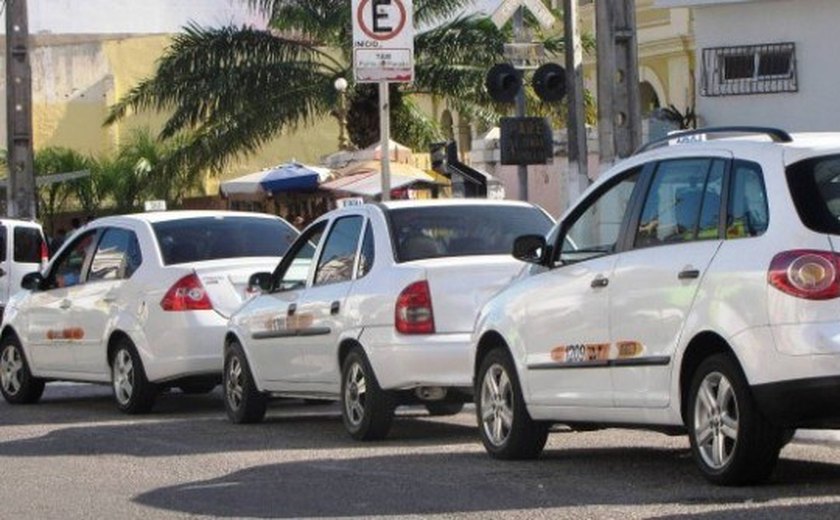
[21,272,44,291]
[247,272,273,294]
[512,234,548,265]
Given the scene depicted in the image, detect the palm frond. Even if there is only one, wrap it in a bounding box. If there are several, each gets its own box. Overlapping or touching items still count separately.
[414,0,474,26]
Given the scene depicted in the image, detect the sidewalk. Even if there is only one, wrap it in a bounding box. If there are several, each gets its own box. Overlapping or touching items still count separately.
[795,429,840,445]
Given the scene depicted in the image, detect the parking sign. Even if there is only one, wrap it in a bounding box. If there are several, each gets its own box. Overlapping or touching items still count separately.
[352,0,414,83]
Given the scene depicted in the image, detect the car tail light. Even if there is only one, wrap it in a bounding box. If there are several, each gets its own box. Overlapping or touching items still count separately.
[161,273,213,311]
[768,250,840,300]
[40,240,49,270]
[395,281,435,334]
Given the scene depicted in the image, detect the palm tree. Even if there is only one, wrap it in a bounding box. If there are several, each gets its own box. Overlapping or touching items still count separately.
[34,147,93,232]
[106,0,511,172]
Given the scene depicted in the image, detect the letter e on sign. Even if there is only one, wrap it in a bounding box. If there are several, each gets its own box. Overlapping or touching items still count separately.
[352,0,414,83]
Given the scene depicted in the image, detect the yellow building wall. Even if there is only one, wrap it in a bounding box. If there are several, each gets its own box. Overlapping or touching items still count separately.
[24,33,341,196]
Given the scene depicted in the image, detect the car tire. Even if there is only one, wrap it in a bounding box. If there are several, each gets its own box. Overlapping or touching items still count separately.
[224,341,267,424]
[0,336,45,404]
[110,338,158,414]
[476,347,548,460]
[178,382,218,395]
[688,353,784,485]
[341,347,395,441]
[425,402,464,416]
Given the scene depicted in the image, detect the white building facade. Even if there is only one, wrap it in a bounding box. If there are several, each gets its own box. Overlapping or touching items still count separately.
[658,0,840,131]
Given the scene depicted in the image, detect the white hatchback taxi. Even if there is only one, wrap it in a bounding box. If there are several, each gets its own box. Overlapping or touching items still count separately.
[472,127,840,485]
[0,211,298,413]
[223,200,553,439]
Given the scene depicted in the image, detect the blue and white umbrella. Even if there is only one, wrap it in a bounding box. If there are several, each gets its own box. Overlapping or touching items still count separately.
[221,162,332,196]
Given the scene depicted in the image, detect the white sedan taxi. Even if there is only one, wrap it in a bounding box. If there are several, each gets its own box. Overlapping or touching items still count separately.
[223,200,553,440]
[0,211,297,413]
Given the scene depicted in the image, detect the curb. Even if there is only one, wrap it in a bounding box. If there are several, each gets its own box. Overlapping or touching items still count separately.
[794,429,840,445]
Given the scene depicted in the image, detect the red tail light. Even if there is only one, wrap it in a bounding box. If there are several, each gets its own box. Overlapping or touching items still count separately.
[395,281,435,334]
[161,273,213,311]
[40,240,49,268]
[768,250,840,300]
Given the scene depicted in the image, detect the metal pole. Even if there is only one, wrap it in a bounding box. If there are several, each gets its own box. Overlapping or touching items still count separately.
[513,6,528,202]
[379,82,391,201]
[564,0,589,209]
[5,0,36,219]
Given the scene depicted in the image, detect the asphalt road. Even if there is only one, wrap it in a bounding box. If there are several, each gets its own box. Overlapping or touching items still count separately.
[2,383,840,519]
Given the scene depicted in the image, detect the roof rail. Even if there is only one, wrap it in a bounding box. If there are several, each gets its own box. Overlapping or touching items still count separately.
[634,126,794,155]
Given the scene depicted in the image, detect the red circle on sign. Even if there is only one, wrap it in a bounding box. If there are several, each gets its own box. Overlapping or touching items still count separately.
[357,0,407,41]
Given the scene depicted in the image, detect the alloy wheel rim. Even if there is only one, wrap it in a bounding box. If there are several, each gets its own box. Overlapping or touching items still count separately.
[480,363,514,447]
[694,371,739,470]
[344,361,367,427]
[226,356,244,411]
[0,346,23,396]
[112,349,134,405]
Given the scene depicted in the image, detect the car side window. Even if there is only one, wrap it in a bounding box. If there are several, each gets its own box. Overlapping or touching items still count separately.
[48,230,97,289]
[727,160,769,239]
[88,228,142,282]
[0,225,6,262]
[357,223,375,278]
[559,169,641,264]
[273,221,327,292]
[635,158,720,247]
[314,216,364,286]
[13,227,45,263]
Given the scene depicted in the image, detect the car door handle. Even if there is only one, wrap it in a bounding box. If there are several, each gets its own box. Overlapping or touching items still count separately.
[330,301,340,315]
[287,303,297,316]
[59,299,72,309]
[590,276,609,288]
[678,268,701,280]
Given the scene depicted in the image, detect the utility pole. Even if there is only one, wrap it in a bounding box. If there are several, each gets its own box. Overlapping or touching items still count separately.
[596,0,642,168]
[5,0,36,219]
[513,7,529,202]
[563,0,589,208]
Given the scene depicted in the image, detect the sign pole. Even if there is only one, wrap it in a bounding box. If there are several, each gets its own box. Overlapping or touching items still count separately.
[564,0,589,209]
[379,82,391,201]
[513,7,528,202]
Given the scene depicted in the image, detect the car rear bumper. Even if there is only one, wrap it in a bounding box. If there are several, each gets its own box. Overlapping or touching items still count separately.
[752,376,840,428]
[359,326,473,390]
[138,310,228,382]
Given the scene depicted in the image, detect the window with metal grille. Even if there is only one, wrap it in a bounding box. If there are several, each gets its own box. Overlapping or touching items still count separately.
[701,43,797,96]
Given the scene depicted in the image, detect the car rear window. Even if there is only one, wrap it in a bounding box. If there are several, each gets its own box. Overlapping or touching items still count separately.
[786,154,840,235]
[388,205,553,262]
[14,226,45,263]
[153,216,298,265]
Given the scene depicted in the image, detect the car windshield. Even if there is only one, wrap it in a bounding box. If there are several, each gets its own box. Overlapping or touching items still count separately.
[786,154,840,235]
[389,205,553,262]
[153,216,298,265]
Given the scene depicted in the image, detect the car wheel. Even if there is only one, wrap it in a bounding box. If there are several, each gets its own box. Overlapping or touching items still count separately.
[110,339,158,414]
[224,341,267,424]
[425,402,464,416]
[0,336,44,404]
[476,347,548,459]
[341,347,395,441]
[688,354,783,485]
[178,382,218,395]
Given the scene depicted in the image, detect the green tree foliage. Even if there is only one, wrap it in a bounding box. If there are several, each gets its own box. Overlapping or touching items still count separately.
[34,148,93,232]
[106,0,513,170]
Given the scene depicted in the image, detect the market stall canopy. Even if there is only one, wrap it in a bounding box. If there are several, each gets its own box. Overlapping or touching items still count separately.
[321,165,444,197]
[220,162,332,196]
[322,139,414,169]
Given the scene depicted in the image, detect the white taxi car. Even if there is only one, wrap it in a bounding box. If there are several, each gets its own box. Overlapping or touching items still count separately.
[0,211,297,413]
[472,127,840,485]
[223,200,553,439]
